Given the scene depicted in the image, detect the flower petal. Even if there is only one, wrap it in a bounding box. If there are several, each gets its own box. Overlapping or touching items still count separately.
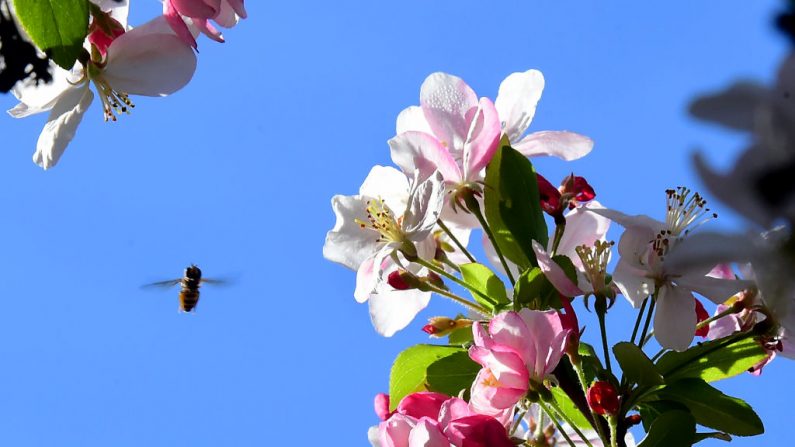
[463,97,501,180]
[368,288,431,337]
[420,72,478,152]
[396,106,433,135]
[408,418,448,447]
[612,259,652,307]
[402,171,445,240]
[654,285,698,351]
[555,200,610,267]
[532,240,583,297]
[495,69,544,142]
[389,131,462,182]
[689,82,767,131]
[105,21,197,96]
[359,165,410,214]
[513,130,593,161]
[675,274,752,305]
[33,85,94,170]
[323,195,382,270]
[9,64,76,117]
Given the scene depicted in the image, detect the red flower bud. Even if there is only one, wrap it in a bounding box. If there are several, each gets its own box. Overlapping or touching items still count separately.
[587,381,620,415]
[422,316,472,337]
[387,270,417,291]
[537,174,562,216]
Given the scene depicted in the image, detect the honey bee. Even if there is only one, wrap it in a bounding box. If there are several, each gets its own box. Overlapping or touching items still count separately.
[143,264,224,312]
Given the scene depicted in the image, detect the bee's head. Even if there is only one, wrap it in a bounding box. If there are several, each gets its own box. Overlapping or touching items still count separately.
[185,264,202,281]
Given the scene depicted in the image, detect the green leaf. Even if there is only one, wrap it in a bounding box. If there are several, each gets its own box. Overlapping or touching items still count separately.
[656,336,767,382]
[613,342,664,386]
[512,267,561,310]
[459,263,508,309]
[637,400,689,432]
[447,326,474,345]
[12,0,89,69]
[389,345,471,411]
[693,432,732,443]
[426,351,481,398]
[484,142,548,269]
[577,343,603,384]
[550,386,592,429]
[637,410,696,447]
[657,378,764,436]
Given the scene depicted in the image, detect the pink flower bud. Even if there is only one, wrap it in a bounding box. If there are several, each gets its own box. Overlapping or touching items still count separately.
[387,270,417,291]
[587,381,620,415]
[444,415,514,447]
[374,393,392,421]
[396,392,449,420]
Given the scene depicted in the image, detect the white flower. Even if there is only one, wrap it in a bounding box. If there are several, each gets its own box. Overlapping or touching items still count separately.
[323,166,446,336]
[594,188,751,351]
[8,7,196,169]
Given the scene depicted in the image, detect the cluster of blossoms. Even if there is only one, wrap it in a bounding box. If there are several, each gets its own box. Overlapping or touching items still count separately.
[6,0,246,169]
[324,67,793,446]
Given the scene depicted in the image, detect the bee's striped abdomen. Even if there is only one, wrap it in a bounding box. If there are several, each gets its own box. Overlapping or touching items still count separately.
[179,288,200,312]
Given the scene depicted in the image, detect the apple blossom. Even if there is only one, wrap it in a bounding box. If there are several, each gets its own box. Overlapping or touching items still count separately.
[8,6,196,169]
[593,187,752,351]
[468,309,570,419]
[323,166,449,336]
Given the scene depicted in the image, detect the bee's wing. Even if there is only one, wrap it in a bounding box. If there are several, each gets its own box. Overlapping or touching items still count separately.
[141,279,182,289]
[200,278,228,286]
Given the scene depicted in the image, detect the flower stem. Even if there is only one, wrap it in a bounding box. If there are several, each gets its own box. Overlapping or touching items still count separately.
[464,196,516,285]
[421,281,490,316]
[413,258,494,312]
[438,219,476,263]
[538,400,578,447]
[629,298,649,345]
[608,415,618,447]
[572,360,609,445]
[638,290,658,349]
[546,399,595,447]
[550,221,566,256]
[597,307,613,375]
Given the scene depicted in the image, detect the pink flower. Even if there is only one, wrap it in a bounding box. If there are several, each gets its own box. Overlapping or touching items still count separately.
[375,393,513,447]
[164,0,247,48]
[468,310,570,418]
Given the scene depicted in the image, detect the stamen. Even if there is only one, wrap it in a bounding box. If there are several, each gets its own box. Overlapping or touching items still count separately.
[91,76,135,122]
[575,240,614,292]
[665,186,716,236]
[354,198,405,243]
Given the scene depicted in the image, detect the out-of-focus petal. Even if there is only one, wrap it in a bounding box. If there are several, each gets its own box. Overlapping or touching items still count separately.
[513,130,593,161]
[689,82,767,131]
[495,69,544,142]
[675,274,752,305]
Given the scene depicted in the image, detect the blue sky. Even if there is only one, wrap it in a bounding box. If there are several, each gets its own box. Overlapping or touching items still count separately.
[0,1,790,445]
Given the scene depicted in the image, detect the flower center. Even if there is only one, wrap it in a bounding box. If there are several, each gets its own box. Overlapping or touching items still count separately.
[86,63,134,122]
[665,186,716,237]
[576,240,614,292]
[355,198,405,243]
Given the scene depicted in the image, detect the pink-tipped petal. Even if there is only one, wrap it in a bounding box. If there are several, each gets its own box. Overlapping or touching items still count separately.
[532,240,583,297]
[420,72,478,152]
[194,18,225,42]
[389,131,462,182]
[397,392,449,420]
[514,130,593,161]
[463,97,501,180]
[408,418,449,447]
[164,0,198,49]
[171,0,221,19]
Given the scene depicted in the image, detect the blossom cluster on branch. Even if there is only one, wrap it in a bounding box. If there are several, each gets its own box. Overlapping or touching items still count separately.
[324,65,794,446]
[3,0,246,169]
